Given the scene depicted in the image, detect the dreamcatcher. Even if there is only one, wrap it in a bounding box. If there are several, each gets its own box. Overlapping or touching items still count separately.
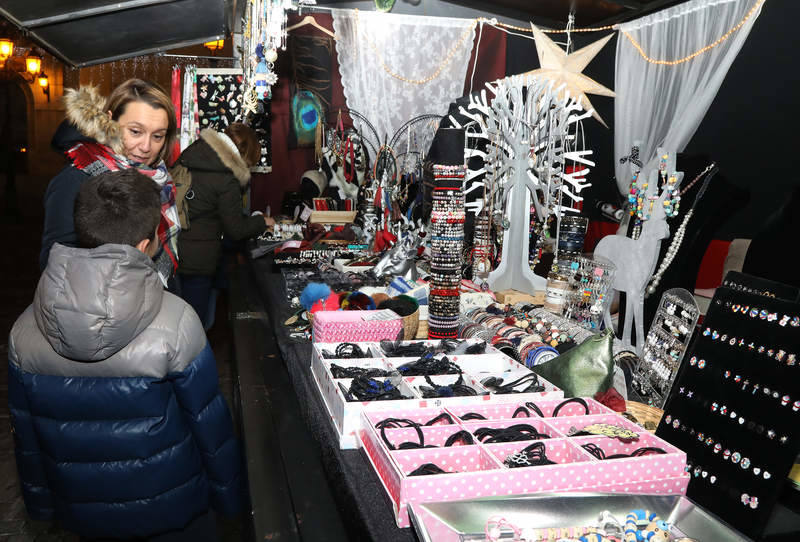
[389,114,442,219]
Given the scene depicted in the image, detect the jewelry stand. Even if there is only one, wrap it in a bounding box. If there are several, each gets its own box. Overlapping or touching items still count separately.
[562,256,617,331]
[428,129,465,340]
[632,288,698,408]
[655,271,800,540]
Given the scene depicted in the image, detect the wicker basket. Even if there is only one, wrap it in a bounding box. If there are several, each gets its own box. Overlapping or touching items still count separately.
[400,308,420,340]
[624,401,664,433]
[416,319,428,339]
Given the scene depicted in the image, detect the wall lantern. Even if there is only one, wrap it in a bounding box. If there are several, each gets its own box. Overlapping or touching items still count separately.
[203,39,225,52]
[38,72,50,102]
[0,38,13,60]
[26,54,42,75]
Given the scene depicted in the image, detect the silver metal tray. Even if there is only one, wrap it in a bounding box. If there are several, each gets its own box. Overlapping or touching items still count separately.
[408,493,751,541]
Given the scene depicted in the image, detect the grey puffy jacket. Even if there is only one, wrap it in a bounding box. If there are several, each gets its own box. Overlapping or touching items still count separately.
[8,243,243,538]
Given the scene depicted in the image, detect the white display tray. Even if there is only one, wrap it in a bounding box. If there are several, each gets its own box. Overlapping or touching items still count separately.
[310,340,564,449]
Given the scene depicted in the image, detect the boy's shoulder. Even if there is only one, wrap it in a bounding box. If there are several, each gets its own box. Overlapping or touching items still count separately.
[149,292,207,372]
[10,293,207,379]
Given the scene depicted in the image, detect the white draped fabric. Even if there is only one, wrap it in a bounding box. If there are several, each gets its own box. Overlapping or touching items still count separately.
[332,9,475,143]
[614,0,764,193]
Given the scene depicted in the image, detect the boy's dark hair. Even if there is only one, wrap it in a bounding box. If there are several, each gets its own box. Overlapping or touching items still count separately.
[74,169,161,249]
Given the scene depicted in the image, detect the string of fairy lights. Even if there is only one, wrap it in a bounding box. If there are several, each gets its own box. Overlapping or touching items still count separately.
[344,0,766,88]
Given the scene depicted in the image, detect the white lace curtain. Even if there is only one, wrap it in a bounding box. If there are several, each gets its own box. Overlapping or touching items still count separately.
[614,0,764,193]
[332,9,475,145]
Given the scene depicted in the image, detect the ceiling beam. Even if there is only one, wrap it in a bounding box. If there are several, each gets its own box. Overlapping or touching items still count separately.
[73,33,226,67]
[602,0,643,9]
[22,0,179,28]
[441,0,569,30]
[594,0,687,27]
[0,6,77,66]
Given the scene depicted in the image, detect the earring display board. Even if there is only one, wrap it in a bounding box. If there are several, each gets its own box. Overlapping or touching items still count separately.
[196,67,272,173]
[633,288,699,408]
[655,271,800,540]
[196,68,244,131]
[561,256,617,331]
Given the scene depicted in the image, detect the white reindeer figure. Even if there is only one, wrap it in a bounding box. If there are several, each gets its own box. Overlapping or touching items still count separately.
[594,150,683,353]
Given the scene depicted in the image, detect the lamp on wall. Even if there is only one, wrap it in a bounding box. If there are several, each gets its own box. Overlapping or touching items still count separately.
[0,41,50,100]
[26,53,41,75]
[0,38,14,65]
[203,39,225,54]
[37,72,50,102]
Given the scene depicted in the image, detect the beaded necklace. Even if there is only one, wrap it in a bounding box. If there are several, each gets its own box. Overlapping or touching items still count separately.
[646,163,717,297]
[628,153,681,239]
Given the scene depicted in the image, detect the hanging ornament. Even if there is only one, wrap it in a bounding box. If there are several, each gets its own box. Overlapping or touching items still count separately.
[525,24,615,127]
[374,0,396,12]
[254,60,271,100]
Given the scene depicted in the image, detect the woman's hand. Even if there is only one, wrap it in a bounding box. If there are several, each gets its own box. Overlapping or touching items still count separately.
[263,216,276,227]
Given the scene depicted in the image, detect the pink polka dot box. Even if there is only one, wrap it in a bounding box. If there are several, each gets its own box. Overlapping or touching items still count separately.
[358,397,689,528]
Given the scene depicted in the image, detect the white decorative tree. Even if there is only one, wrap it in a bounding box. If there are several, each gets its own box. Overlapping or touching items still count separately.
[450,75,594,293]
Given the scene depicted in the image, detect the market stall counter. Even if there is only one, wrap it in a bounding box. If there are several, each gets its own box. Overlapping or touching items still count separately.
[246,255,416,542]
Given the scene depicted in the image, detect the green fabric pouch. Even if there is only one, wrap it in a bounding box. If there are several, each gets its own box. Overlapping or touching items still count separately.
[532,328,615,398]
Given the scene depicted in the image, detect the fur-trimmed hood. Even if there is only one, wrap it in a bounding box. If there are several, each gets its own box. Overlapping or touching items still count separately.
[178,129,251,186]
[59,86,123,154]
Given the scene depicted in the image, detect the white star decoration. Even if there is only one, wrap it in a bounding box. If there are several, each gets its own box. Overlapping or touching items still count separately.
[525,23,615,127]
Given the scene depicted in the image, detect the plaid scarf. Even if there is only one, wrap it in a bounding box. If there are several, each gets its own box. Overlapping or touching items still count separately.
[67,142,180,284]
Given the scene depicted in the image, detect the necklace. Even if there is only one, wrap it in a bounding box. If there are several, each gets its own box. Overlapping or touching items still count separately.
[680,162,717,196]
[646,164,718,297]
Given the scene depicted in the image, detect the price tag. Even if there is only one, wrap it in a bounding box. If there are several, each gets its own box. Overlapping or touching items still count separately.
[361,309,400,321]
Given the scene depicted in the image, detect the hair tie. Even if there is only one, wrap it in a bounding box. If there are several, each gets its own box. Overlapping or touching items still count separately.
[524,401,545,418]
[377,418,424,451]
[408,463,448,476]
[512,406,530,418]
[552,397,590,417]
[444,430,474,447]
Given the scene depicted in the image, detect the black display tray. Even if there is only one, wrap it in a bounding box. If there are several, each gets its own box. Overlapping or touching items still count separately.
[656,271,800,540]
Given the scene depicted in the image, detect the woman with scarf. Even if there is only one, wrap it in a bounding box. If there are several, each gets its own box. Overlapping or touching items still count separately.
[175,122,274,328]
[41,79,179,285]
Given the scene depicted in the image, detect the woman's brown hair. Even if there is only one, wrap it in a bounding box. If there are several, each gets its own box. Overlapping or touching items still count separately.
[225,122,261,168]
[105,79,177,164]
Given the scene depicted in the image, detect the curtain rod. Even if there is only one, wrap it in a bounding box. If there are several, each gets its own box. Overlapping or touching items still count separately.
[299,5,478,24]
[298,5,544,29]
[157,53,237,60]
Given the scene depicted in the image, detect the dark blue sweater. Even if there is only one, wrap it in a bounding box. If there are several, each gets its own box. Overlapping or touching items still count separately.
[40,121,91,270]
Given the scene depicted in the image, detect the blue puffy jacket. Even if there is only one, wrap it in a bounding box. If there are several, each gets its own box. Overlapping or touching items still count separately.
[8,243,243,538]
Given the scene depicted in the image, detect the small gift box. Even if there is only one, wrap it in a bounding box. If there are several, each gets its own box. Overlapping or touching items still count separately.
[312,310,403,343]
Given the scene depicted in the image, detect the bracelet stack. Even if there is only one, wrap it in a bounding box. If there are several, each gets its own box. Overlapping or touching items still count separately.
[429,164,466,339]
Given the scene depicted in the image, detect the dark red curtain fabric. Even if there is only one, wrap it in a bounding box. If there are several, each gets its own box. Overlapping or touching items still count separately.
[169,66,182,166]
[250,14,507,215]
[463,23,506,94]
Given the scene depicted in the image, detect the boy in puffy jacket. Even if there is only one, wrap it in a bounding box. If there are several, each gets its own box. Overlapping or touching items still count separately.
[9,169,242,540]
